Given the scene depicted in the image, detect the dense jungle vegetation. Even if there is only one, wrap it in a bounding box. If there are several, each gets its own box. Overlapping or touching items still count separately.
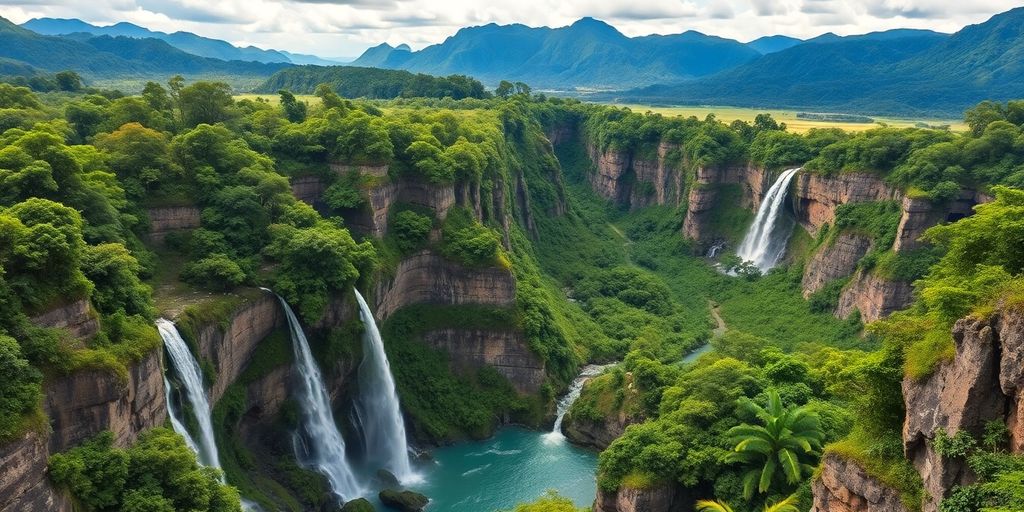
[2,67,1024,511]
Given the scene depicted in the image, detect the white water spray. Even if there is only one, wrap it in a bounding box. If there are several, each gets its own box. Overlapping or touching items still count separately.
[544,364,615,444]
[157,319,221,469]
[352,290,417,484]
[271,291,363,500]
[736,168,800,272]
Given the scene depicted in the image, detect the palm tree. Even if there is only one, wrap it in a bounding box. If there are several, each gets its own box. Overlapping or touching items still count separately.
[726,389,823,499]
[696,495,801,512]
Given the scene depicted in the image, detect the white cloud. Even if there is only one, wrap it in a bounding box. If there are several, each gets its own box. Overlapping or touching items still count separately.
[0,0,1019,59]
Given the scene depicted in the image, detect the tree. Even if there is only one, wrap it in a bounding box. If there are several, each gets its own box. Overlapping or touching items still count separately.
[54,71,83,92]
[495,80,515,98]
[0,334,42,441]
[142,81,172,111]
[94,123,176,198]
[391,210,432,253]
[726,390,823,498]
[314,83,346,111]
[178,81,235,128]
[278,89,307,123]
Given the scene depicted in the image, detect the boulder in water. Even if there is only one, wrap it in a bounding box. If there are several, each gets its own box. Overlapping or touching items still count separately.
[340,498,375,512]
[379,489,429,511]
[376,469,400,488]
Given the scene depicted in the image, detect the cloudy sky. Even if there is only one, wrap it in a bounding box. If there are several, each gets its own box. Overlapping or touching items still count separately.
[0,0,1018,59]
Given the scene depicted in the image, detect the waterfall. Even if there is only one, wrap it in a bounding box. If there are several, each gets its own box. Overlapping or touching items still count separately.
[163,374,202,455]
[352,290,417,483]
[735,168,800,272]
[543,363,615,444]
[272,292,363,500]
[157,319,221,469]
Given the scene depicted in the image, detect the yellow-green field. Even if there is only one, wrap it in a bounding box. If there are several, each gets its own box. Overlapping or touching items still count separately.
[235,93,322,105]
[608,103,967,133]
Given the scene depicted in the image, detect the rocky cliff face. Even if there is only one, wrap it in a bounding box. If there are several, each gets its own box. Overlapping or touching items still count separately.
[146,206,201,244]
[562,408,638,450]
[902,308,1024,511]
[188,292,283,403]
[0,347,167,512]
[374,250,516,320]
[812,453,910,512]
[29,298,98,341]
[592,484,683,512]
[0,433,69,512]
[794,172,901,237]
[584,141,688,211]
[421,328,544,394]
[802,233,873,297]
[682,163,771,248]
[835,270,914,323]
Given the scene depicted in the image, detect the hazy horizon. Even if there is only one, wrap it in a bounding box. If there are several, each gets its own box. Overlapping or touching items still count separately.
[0,0,1019,61]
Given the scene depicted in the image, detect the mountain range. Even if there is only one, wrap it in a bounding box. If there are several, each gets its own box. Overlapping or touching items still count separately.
[0,16,287,79]
[608,7,1024,116]
[350,17,762,89]
[21,17,342,66]
[1,8,1023,116]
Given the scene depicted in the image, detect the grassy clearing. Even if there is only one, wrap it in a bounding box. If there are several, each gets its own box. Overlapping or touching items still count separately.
[607,103,967,134]
[234,93,323,106]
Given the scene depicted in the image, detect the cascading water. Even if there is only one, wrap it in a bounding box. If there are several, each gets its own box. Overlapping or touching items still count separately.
[735,167,801,272]
[157,319,221,469]
[163,375,201,455]
[351,290,417,483]
[543,364,615,443]
[272,291,362,500]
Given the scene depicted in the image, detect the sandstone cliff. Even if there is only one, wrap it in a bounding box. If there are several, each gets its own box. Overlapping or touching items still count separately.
[592,483,684,512]
[0,347,167,512]
[584,141,687,211]
[682,163,771,249]
[183,292,283,403]
[146,205,201,244]
[374,250,516,320]
[29,298,99,341]
[835,270,914,323]
[802,233,873,297]
[812,453,910,512]
[902,307,1024,511]
[421,328,544,394]
[793,172,901,237]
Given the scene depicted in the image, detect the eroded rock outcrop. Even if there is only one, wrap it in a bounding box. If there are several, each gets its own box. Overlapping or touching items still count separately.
[188,292,283,403]
[812,453,910,512]
[562,408,639,450]
[835,271,914,323]
[0,433,69,512]
[374,250,516,321]
[45,348,167,452]
[794,172,900,236]
[146,206,201,244]
[421,328,544,394]
[584,141,688,210]
[902,308,1024,511]
[802,233,872,297]
[682,163,771,248]
[29,298,99,341]
[593,483,682,512]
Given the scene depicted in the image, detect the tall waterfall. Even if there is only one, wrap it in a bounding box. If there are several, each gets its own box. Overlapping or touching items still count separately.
[544,363,615,444]
[273,292,362,500]
[736,168,800,272]
[163,375,201,455]
[157,319,221,469]
[352,290,416,483]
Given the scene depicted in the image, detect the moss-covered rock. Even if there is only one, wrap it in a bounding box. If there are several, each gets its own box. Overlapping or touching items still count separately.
[341,497,376,512]
[379,489,429,511]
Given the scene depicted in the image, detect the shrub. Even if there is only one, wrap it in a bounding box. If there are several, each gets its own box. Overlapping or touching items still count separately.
[390,210,432,254]
[181,254,247,291]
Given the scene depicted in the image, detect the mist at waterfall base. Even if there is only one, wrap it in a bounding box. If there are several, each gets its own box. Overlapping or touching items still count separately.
[157,319,221,469]
[352,289,417,484]
[735,168,800,272]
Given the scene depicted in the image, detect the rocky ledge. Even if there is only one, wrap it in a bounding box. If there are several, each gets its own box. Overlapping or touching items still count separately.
[812,453,909,512]
[902,307,1024,511]
[374,250,516,321]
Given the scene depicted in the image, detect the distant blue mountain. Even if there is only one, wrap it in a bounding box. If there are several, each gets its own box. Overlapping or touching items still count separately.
[746,35,802,54]
[22,17,339,65]
[351,17,761,89]
[609,8,1024,116]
